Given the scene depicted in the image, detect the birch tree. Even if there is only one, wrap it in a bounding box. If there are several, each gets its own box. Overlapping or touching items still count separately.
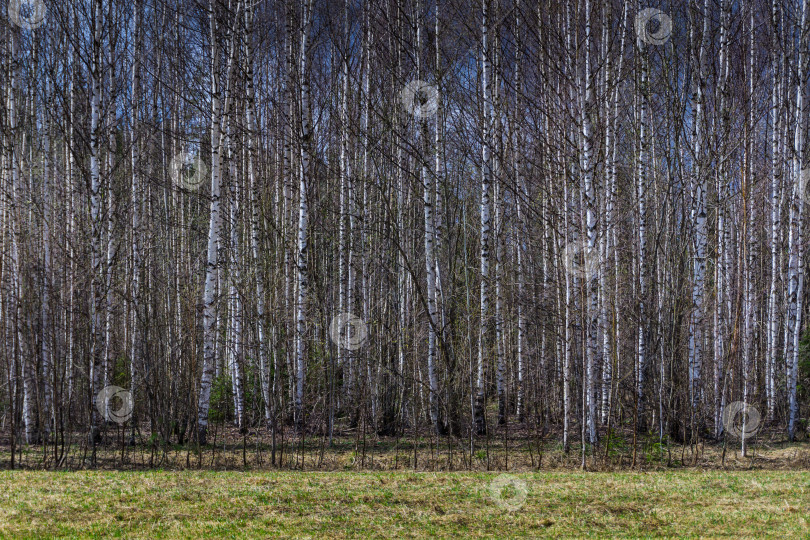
[197,0,225,445]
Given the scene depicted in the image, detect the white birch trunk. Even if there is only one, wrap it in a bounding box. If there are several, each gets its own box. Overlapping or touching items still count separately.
[583,0,598,445]
[129,0,143,444]
[766,0,782,421]
[41,75,53,439]
[475,0,492,436]
[103,24,116,396]
[227,119,244,430]
[562,160,572,453]
[741,6,757,456]
[413,0,440,433]
[89,0,104,442]
[337,0,351,402]
[197,0,224,444]
[788,0,808,441]
[636,29,649,425]
[423,137,440,433]
[688,0,710,419]
[513,0,526,421]
[295,0,315,429]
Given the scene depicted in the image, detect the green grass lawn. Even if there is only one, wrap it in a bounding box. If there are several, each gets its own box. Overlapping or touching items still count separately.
[1,470,808,538]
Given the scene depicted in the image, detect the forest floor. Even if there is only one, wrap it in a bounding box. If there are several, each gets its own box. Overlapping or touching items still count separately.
[2,427,809,537]
[1,469,809,537]
[2,422,810,472]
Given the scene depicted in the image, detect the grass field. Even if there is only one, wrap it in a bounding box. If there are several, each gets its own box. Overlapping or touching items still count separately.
[1,469,808,537]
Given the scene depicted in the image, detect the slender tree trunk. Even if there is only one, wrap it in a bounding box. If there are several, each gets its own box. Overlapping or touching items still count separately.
[583,0,598,445]
[636,24,649,431]
[475,0,492,436]
[766,0,782,422]
[89,0,104,445]
[198,0,225,445]
[227,119,244,431]
[41,75,53,441]
[688,0,710,427]
[129,0,143,445]
[294,0,315,430]
[788,0,808,441]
